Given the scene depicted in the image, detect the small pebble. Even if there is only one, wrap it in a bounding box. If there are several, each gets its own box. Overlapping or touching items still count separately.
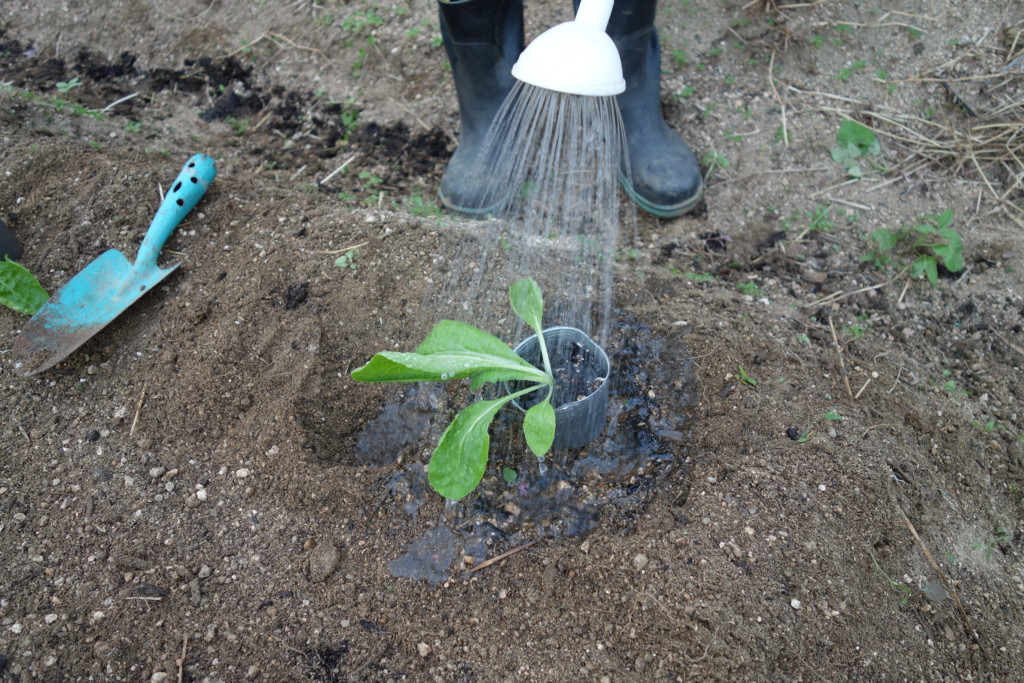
[236,468,250,478]
[195,488,207,501]
[309,542,341,582]
[149,467,166,479]
[633,553,649,571]
[150,673,169,683]
[791,598,803,610]
[417,642,431,658]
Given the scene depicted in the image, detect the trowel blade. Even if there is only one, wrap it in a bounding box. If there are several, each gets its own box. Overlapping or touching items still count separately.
[11,249,179,376]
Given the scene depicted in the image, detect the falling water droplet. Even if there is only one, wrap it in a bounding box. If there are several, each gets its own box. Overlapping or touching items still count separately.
[538,462,548,475]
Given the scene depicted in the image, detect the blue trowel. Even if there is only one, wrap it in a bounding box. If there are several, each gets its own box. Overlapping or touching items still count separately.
[11,154,216,376]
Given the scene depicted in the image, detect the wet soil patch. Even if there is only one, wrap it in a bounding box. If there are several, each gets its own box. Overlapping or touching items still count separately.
[381,316,697,581]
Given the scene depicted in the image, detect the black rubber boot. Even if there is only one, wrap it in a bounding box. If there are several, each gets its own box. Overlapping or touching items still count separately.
[437,0,524,215]
[577,0,703,217]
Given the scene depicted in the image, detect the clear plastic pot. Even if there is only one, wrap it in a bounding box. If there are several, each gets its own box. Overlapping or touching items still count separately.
[509,326,610,449]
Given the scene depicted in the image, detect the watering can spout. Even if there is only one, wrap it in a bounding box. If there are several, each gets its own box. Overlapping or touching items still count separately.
[573,0,613,31]
[510,0,624,97]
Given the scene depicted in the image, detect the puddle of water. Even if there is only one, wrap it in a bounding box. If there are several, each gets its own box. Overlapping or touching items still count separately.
[388,522,457,585]
[355,387,437,466]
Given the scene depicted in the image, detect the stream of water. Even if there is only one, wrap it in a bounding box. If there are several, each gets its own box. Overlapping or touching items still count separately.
[422,82,633,346]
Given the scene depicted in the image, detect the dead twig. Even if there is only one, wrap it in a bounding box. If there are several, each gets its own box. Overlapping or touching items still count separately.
[897,506,979,645]
[993,331,1024,358]
[470,540,539,573]
[828,316,853,398]
[804,266,910,308]
[129,381,148,436]
[854,376,872,399]
[686,626,720,664]
[100,92,139,113]
[311,242,367,257]
[319,153,360,186]
[177,634,189,683]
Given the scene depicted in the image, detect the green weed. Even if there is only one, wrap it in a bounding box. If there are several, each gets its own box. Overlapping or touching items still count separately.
[861,209,962,284]
[701,149,729,178]
[737,364,757,387]
[55,77,82,94]
[225,116,249,135]
[830,119,881,178]
[404,193,442,218]
[736,282,765,297]
[972,528,1008,560]
[870,551,913,608]
[342,9,383,33]
[334,248,360,269]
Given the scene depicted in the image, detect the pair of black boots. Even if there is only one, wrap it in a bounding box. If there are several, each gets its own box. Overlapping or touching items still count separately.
[438,0,702,218]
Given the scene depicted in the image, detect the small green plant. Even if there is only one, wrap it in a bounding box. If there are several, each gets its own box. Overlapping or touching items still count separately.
[405,193,442,218]
[737,364,757,387]
[701,149,729,179]
[358,170,382,187]
[124,119,143,134]
[842,323,866,339]
[736,282,764,297]
[823,407,846,421]
[972,528,1008,560]
[336,106,360,141]
[861,210,962,284]
[352,278,557,500]
[55,77,82,94]
[502,467,518,484]
[684,271,715,282]
[225,116,249,135]
[805,203,835,233]
[870,551,913,608]
[0,256,49,315]
[830,119,881,178]
[334,248,360,269]
[342,9,383,33]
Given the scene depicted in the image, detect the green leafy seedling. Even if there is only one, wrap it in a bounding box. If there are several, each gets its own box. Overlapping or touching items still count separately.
[737,364,757,387]
[870,550,913,608]
[823,407,846,420]
[55,77,82,94]
[862,210,962,284]
[334,248,360,269]
[352,278,555,500]
[830,119,881,178]
[0,256,49,315]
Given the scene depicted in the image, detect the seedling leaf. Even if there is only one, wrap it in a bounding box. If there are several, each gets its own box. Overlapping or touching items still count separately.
[0,256,49,315]
[523,398,555,457]
[836,119,879,154]
[509,277,544,333]
[428,397,508,500]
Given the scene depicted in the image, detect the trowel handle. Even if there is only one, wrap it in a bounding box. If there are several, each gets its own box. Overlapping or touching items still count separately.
[135,154,217,269]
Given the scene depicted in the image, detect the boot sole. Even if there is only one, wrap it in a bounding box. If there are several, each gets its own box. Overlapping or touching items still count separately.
[619,173,704,218]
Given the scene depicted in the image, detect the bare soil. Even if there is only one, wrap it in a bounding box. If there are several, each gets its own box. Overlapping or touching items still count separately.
[1,0,1023,680]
